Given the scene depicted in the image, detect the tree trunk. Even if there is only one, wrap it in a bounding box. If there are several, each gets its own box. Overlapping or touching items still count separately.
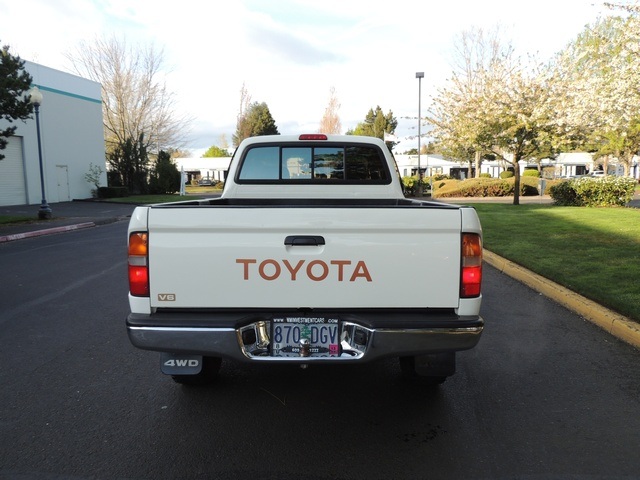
[475,151,482,178]
[623,153,633,177]
[513,157,521,205]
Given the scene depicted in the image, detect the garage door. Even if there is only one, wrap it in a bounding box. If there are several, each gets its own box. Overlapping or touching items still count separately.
[0,136,27,206]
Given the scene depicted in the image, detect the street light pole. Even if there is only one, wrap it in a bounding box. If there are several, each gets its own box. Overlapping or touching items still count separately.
[416,72,424,196]
[28,86,52,220]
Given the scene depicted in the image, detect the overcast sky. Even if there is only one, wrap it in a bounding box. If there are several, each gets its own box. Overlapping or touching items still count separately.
[1,0,613,154]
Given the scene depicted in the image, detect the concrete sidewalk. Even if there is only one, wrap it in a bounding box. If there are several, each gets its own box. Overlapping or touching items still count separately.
[1,197,638,350]
[0,199,136,243]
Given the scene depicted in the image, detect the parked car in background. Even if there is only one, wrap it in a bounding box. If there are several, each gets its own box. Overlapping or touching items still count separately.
[198,178,213,186]
[590,171,606,177]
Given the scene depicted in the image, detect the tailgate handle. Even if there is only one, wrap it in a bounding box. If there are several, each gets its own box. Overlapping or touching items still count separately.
[284,235,325,246]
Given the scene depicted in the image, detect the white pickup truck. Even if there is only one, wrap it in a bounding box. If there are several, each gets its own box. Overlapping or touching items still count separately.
[126,134,484,385]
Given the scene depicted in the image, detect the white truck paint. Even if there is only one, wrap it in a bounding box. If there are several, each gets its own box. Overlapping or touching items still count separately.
[126,134,484,385]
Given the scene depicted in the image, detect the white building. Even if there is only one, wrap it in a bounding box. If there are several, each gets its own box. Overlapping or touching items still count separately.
[174,153,633,184]
[0,61,105,206]
[395,154,468,178]
[173,157,232,184]
[395,152,640,180]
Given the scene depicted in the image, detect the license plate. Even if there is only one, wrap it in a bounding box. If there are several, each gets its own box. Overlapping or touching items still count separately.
[271,316,340,357]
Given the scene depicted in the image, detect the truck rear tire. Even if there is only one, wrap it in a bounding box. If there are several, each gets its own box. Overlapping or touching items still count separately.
[171,356,222,385]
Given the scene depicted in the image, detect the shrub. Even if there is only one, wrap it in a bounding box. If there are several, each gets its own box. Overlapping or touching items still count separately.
[521,176,542,195]
[402,175,432,196]
[479,173,492,178]
[84,163,104,193]
[500,170,514,179]
[549,176,636,207]
[548,180,581,206]
[402,175,419,196]
[433,174,451,181]
[97,186,128,198]
[572,176,636,207]
[433,177,538,198]
[107,171,122,187]
[523,169,540,177]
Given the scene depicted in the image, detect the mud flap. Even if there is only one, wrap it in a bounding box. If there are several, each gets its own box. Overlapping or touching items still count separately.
[160,353,203,375]
[413,352,456,377]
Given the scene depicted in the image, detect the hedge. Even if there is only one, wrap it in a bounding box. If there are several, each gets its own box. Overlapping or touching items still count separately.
[98,186,128,199]
[548,176,636,207]
[433,177,539,198]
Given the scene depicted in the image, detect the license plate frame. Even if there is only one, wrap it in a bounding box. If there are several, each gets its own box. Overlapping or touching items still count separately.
[271,316,340,358]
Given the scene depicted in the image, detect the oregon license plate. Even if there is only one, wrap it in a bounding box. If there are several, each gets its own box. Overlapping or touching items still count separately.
[271,316,340,357]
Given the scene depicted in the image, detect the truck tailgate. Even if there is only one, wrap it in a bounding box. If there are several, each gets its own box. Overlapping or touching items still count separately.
[146,206,463,309]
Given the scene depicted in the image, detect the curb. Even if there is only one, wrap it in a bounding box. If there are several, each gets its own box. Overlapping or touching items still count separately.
[0,222,96,243]
[484,250,640,350]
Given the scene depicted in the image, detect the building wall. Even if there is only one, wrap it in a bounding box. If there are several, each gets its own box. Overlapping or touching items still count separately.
[173,157,232,183]
[0,61,105,206]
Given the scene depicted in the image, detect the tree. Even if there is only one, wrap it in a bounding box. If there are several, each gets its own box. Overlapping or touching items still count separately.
[166,148,191,158]
[233,100,279,146]
[149,150,180,194]
[430,26,558,204]
[346,106,398,151]
[107,133,149,194]
[202,145,230,157]
[232,83,252,147]
[0,43,33,161]
[553,12,640,176]
[66,35,192,158]
[319,86,342,134]
[429,26,514,178]
[478,63,557,204]
[218,133,230,151]
[84,162,104,193]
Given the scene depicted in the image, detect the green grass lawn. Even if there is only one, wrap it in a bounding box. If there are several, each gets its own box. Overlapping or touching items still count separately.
[105,194,198,204]
[104,186,220,204]
[470,204,640,322]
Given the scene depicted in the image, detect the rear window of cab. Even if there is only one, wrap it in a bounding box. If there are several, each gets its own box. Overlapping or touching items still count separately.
[236,144,391,183]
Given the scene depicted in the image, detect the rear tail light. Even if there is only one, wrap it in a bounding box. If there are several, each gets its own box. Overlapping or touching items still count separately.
[461,233,482,298]
[128,232,149,297]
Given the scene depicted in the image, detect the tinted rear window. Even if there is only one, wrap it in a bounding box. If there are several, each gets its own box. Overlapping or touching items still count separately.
[237,144,390,183]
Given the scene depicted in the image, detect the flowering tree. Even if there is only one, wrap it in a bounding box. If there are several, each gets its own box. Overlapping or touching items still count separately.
[553,9,640,176]
[478,62,557,204]
[430,27,557,204]
[429,27,513,177]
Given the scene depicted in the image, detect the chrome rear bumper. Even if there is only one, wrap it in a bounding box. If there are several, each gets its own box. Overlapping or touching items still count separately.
[127,316,483,363]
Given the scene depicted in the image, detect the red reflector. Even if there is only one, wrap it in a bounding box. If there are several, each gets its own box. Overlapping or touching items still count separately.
[129,265,149,297]
[299,134,327,141]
